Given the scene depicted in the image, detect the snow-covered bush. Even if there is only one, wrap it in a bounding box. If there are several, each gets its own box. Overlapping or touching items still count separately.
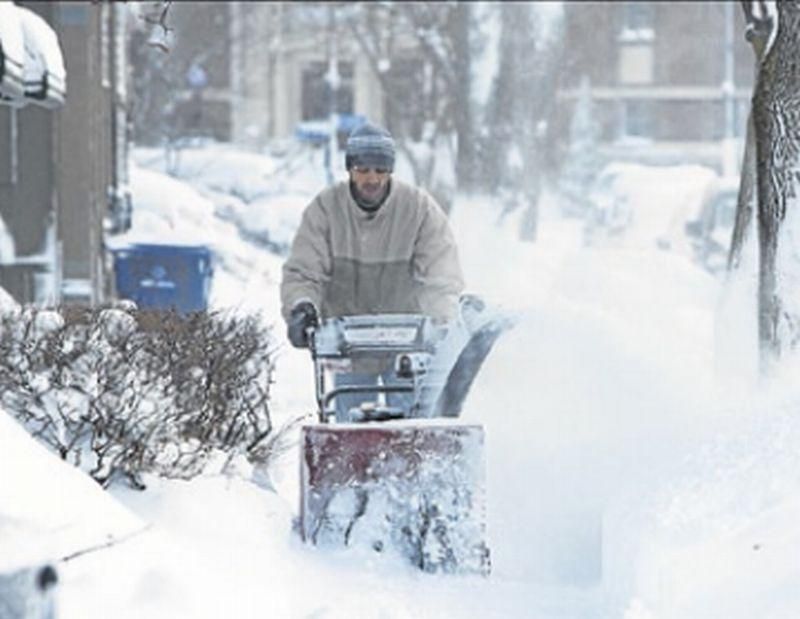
[0,305,276,489]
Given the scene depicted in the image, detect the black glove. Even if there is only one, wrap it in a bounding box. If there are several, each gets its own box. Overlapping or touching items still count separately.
[287,301,318,348]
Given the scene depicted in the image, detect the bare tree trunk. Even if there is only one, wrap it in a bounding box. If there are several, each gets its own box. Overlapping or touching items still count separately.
[727,111,757,271]
[715,2,775,385]
[518,13,563,242]
[749,1,800,370]
[483,4,563,241]
[730,0,774,269]
[484,3,530,191]
[450,3,476,191]
[518,143,542,242]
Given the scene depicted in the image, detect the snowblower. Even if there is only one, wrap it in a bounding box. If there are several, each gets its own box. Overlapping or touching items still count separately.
[298,296,512,575]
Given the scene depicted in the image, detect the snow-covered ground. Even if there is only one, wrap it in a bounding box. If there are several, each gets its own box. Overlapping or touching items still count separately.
[5,141,800,618]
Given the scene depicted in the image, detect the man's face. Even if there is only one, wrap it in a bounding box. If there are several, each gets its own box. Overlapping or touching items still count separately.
[349,165,391,205]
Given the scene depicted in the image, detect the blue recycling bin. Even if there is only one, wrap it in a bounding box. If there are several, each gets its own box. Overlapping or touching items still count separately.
[111,243,214,313]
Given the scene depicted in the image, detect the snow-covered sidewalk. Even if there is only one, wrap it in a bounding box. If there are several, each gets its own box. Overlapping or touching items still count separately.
[20,142,800,618]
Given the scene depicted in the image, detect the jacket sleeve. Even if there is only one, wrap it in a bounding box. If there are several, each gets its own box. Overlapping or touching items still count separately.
[280,197,331,322]
[413,196,465,322]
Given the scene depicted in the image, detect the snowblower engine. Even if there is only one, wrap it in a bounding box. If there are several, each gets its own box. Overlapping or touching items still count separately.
[299,299,511,576]
[310,314,441,422]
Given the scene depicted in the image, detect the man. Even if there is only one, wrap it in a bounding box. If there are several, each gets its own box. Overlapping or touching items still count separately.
[280,121,465,417]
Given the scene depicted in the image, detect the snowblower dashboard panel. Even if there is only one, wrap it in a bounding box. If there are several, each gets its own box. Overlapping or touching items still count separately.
[312,314,436,357]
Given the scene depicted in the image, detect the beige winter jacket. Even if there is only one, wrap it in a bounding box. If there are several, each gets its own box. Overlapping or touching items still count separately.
[281,178,464,322]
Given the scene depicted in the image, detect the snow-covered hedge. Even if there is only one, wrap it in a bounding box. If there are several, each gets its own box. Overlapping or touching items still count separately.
[0,304,276,489]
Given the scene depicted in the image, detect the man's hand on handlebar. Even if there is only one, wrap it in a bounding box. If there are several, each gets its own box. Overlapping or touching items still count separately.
[287,301,319,348]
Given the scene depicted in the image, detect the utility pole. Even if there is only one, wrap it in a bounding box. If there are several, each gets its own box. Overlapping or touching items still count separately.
[325,4,340,185]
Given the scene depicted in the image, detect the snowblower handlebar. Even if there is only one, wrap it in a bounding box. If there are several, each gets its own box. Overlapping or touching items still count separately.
[306,315,439,423]
[304,304,509,423]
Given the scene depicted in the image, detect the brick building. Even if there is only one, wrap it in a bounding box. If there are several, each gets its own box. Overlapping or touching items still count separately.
[554,1,755,175]
[0,1,131,305]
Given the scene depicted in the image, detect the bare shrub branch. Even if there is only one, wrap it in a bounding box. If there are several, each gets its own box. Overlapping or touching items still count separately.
[0,305,277,490]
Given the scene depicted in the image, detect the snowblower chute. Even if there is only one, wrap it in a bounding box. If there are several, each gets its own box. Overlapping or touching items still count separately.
[299,298,511,575]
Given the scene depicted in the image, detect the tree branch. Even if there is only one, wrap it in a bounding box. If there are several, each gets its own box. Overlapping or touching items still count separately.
[60,525,152,563]
[741,0,775,61]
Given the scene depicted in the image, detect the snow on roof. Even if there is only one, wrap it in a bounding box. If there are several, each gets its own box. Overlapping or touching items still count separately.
[0,410,144,573]
[0,212,15,267]
[15,3,66,106]
[105,164,222,250]
[0,1,26,102]
[0,287,17,313]
[0,2,21,42]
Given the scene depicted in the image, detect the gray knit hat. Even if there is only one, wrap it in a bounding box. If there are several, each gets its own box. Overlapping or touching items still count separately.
[345,122,395,172]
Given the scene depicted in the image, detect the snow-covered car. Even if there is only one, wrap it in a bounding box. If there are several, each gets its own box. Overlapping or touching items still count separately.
[582,162,718,259]
[582,164,634,247]
[0,563,57,619]
[684,176,739,273]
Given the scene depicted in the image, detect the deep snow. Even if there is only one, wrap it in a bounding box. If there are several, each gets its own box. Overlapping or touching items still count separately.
[0,411,143,575]
[5,141,800,618]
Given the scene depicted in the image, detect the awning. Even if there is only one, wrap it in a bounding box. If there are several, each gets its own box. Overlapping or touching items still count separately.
[0,2,66,109]
[0,2,26,103]
[18,5,66,108]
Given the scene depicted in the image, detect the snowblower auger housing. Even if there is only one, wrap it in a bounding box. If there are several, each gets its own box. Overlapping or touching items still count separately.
[299,299,512,575]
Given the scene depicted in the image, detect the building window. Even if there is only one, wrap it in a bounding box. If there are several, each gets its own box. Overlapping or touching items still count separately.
[618,45,654,84]
[301,61,354,121]
[621,100,652,139]
[100,3,111,89]
[620,2,655,40]
[617,2,654,84]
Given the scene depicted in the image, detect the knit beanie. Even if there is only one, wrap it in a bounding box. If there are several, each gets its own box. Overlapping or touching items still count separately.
[345,122,395,172]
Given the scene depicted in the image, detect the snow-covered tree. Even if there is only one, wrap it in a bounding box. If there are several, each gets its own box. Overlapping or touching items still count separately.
[343,2,479,205]
[128,2,276,170]
[481,2,564,241]
[731,1,800,373]
[559,75,603,218]
[719,3,771,383]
